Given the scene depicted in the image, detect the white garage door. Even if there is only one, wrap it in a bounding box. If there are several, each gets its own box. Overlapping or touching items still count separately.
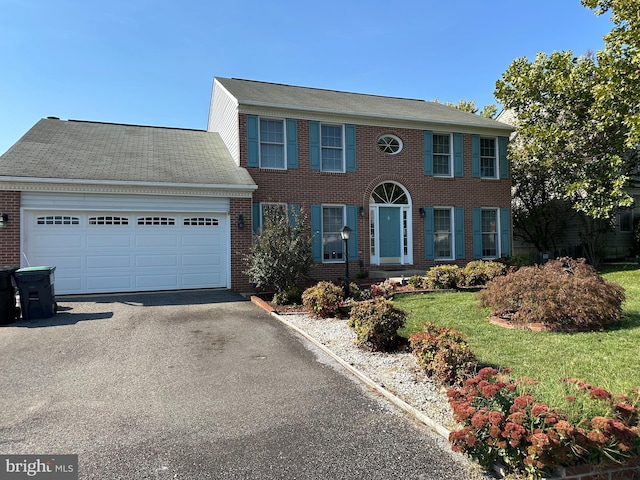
[22,210,229,294]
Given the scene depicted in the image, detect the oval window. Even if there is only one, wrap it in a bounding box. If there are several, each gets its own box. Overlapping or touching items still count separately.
[377,135,403,155]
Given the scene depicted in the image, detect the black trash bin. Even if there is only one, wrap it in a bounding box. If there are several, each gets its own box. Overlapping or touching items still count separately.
[0,266,18,324]
[15,266,57,320]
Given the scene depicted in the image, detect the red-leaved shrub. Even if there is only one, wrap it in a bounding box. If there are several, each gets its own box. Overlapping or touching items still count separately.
[478,257,625,330]
[409,322,476,386]
[447,368,640,478]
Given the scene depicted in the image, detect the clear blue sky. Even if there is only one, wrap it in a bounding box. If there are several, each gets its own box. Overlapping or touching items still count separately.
[0,0,612,155]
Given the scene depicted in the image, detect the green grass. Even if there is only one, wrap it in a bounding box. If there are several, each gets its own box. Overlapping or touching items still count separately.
[394,265,640,421]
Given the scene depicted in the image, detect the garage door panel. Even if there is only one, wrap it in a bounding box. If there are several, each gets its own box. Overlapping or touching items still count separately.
[136,274,178,289]
[135,234,178,247]
[135,255,178,267]
[86,255,131,269]
[31,234,83,249]
[86,235,131,248]
[86,276,132,291]
[182,272,221,286]
[182,254,220,266]
[24,210,228,294]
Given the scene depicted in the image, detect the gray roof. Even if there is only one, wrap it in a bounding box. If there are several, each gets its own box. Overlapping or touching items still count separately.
[217,77,513,132]
[0,118,256,187]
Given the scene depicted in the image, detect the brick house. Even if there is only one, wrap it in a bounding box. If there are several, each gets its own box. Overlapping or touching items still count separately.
[209,78,514,287]
[0,77,513,295]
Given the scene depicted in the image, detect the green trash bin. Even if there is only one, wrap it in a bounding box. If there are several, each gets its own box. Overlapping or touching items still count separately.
[15,266,57,320]
[0,266,18,324]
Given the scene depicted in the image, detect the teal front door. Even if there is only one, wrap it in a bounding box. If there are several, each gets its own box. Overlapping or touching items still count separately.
[379,207,401,263]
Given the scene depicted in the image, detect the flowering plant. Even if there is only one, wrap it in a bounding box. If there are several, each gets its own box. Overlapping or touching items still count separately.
[447,368,640,478]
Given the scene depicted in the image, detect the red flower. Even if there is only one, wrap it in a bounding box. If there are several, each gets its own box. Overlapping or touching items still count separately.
[565,395,576,402]
[531,403,549,417]
[489,425,501,438]
[471,412,488,429]
[589,387,612,401]
[507,411,526,425]
[488,411,505,426]
[481,384,501,398]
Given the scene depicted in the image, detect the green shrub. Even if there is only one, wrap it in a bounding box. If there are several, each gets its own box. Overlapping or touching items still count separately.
[478,257,625,330]
[461,260,506,287]
[244,207,312,297]
[498,253,536,269]
[424,265,462,289]
[409,322,476,386]
[302,281,343,318]
[407,275,425,289]
[347,298,407,352]
[272,286,303,305]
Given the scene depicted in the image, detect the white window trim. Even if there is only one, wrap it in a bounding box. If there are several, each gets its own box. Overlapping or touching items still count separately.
[481,207,501,259]
[320,123,346,173]
[433,133,454,178]
[480,137,499,179]
[377,134,403,155]
[259,117,287,170]
[434,206,455,261]
[321,204,346,263]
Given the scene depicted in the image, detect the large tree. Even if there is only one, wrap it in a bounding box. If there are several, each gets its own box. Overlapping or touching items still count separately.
[495,39,636,263]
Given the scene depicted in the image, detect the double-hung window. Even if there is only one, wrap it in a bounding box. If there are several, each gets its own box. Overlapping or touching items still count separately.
[260,118,285,169]
[480,137,497,178]
[433,134,452,177]
[261,202,287,227]
[481,209,498,257]
[434,208,453,259]
[321,124,344,172]
[322,205,345,261]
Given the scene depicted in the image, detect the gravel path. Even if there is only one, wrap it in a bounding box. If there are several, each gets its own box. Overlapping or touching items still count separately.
[277,312,460,433]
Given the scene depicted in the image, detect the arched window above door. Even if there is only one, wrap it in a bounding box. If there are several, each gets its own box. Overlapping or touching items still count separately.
[370,182,409,205]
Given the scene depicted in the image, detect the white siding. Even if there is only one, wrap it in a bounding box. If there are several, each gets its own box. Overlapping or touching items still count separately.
[208,79,240,166]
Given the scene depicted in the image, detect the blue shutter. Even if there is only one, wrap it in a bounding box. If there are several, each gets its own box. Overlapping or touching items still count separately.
[499,136,509,179]
[311,204,322,262]
[247,115,259,167]
[286,119,298,169]
[288,204,301,227]
[423,131,433,176]
[455,207,465,259]
[346,205,358,259]
[472,208,482,259]
[252,203,261,234]
[309,121,320,170]
[500,208,511,257]
[345,125,356,172]
[453,133,464,177]
[424,207,434,260]
[471,135,480,177]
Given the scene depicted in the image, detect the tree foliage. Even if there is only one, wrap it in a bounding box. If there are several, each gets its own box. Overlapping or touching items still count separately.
[244,207,313,296]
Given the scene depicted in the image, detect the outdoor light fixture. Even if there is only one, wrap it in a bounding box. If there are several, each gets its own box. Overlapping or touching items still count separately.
[0,213,7,228]
[359,206,365,217]
[419,207,426,218]
[238,214,245,229]
[340,225,352,298]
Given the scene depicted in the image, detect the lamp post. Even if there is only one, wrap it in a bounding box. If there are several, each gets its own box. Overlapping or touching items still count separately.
[340,225,351,298]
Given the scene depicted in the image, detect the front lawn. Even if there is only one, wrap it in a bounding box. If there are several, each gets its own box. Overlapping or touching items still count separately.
[395,264,640,422]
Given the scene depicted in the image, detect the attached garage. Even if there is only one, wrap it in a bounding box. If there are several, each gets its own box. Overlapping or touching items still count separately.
[0,118,257,294]
[22,193,230,294]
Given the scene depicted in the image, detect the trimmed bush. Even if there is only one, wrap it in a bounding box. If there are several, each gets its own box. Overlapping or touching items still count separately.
[478,257,625,330]
[407,275,425,289]
[302,281,343,318]
[409,322,476,386]
[461,260,506,287]
[272,286,303,306]
[424,265,462,289]
[347,298,407,352]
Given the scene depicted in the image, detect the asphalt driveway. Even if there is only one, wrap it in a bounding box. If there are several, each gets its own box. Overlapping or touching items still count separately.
[0,290,489,479]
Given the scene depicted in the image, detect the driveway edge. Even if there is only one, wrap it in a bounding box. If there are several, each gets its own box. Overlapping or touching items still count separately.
[250,295,451,440]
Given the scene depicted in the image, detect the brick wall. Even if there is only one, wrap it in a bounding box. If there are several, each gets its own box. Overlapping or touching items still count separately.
[229,197,253,292]
[0,191,20,266]
[238,115,511,283]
